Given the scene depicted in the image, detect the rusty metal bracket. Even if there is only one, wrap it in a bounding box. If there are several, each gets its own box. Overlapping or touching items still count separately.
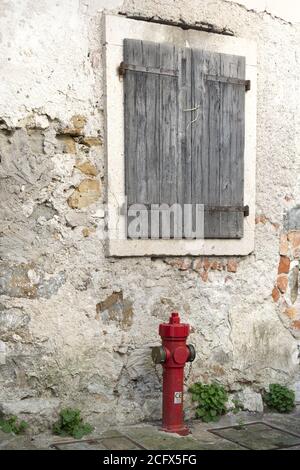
[205,205,249,216]
[205,74,251,91]
[121,203,249,217]
[118,61,178,78]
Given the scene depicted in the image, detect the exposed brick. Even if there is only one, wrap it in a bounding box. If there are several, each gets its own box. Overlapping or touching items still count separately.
[166,258,191,271]
[193,259,203,272]
[278,255,290,274]
[227,259,238,273]
[203,258,211,271]
[178,258,192,271]
[277,274,288,293]
[200,271,209,282]
[284,307,297,319]
[272,286,280,302]
[193,258,226,272]
[255,214,267,225]
[279,233,289,256]
[292,320,300,330]
[210,260,223,271]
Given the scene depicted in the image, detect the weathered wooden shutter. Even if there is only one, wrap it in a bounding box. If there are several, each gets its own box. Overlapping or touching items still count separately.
[123,38,247,239]
[185,48,246,238]
[123,39,179,239]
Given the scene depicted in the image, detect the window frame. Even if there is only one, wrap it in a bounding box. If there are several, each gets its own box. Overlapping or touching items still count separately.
[104,14,257,257]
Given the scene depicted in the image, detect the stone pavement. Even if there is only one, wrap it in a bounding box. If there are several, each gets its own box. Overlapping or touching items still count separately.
[1,408,300,450]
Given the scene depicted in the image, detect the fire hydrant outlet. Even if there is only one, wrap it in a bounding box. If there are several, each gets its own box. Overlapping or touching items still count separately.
[151,346,167,364]
[187,344,196,362]
[173,346,189,365]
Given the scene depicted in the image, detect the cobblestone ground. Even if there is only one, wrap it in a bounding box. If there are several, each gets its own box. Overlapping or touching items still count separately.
[1,408,300,450]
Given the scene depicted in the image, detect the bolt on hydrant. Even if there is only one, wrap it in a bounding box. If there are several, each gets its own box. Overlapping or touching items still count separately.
[152,312,196,436]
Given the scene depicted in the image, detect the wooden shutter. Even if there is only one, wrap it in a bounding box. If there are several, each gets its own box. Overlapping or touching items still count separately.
[123,39,247,239]
[186,48,246,238]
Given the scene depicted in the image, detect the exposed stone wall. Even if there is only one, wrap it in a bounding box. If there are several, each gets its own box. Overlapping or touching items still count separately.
[272,214,300,337]
[0,0,300,430]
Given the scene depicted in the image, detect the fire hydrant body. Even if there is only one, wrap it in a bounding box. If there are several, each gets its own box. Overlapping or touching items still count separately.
[152,312,195,436]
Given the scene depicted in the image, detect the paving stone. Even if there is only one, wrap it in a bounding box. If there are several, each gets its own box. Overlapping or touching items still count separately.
[0,430,37,450]
[101,436,143,450]
[123,425,244,450]
[264,414,300,436]
[52,430,143,451]
[210,422,300,450]
[53,440,107,450]
[280,445,300,450]
[2,411,300,450]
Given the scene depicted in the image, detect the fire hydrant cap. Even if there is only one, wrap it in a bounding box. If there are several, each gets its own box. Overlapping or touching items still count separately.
[159,311,190,338]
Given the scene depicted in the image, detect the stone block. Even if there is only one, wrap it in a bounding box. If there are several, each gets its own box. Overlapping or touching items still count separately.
[0,262,65,299]
[0,340,6,365]
[0,399,60,431]
[236,388,263,412]
[0,307,30,335]
[279,233,289,256]
[75,160,98,176]
[68,179,101,209]
[272,286,280,302]
[284,206,300,231]
[96,291,133,330]
[288,231,300,258]
[277,274,288,293]
[284,307,297,319]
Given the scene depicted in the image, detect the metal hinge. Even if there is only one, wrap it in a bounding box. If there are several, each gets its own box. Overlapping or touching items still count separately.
[121,203,249,217]
[118,61,178,78]
[205,74,251,91]
[205,205,249,216]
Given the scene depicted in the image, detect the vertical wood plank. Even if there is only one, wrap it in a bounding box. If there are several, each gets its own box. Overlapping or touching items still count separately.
[159,43,178,207]
[191,49,221,238]
[178,46,192,236]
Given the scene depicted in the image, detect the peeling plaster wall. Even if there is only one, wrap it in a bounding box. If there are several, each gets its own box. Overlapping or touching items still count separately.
[0,0,300,429]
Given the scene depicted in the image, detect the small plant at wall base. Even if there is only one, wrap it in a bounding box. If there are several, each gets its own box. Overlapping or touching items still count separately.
[189,382,228,422]
[53,408,93,439]
[264,384,295,413]
[0,415,28,434]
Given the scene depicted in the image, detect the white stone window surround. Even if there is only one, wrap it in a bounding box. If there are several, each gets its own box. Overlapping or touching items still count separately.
[104,14,257,257]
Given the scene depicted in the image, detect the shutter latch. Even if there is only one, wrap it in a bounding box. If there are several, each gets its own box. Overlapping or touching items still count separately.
[118,61,126,77]
[243,205,249,217]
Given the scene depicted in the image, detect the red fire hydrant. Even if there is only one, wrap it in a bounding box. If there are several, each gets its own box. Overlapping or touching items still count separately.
[152,312,196,436]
